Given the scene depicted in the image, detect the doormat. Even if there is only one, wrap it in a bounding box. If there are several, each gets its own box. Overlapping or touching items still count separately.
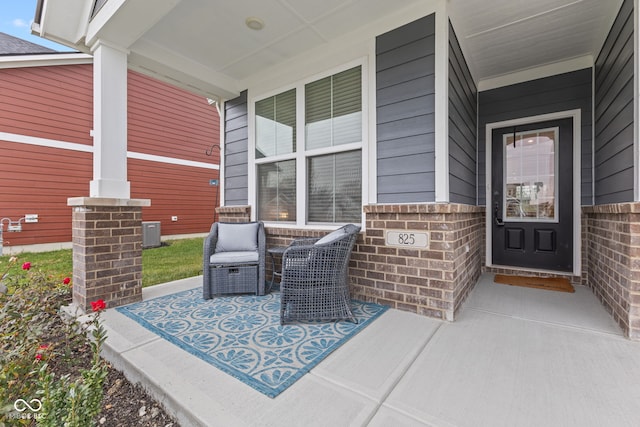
[116,288,388,398]
[494,274,575,293]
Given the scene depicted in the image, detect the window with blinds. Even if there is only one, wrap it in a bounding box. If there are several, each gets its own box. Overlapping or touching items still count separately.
[305,67,362,151]
[257,160,296,222]
[254,64,363,225]
[255,89,296,158]
[308,151,361,223]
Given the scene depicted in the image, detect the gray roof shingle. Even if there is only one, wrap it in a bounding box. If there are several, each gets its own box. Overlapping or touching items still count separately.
[0,32,56,55]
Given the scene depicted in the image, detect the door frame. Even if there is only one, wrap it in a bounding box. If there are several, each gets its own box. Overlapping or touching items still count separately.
[485,109,581,276]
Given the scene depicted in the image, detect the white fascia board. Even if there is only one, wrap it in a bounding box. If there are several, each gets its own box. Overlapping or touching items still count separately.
[86,0,181,49]
[86,0,128,44]
[0,53,93,69]
[36,0,93,48]
[477,55,594,92]
[128,42,241,100]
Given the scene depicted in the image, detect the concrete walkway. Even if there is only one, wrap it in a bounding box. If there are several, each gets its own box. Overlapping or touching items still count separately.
[101,274,640,427]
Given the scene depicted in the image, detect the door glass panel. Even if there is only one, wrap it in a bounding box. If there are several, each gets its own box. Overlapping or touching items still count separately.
[503,128,558,222]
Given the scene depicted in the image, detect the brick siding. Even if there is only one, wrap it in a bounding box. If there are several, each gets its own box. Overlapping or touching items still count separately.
[219,204,485,322]
[218,201,640,340]
[357,204,484,320]
[583,203,640,340]
[69,198,149,311]
[216,205,251,223]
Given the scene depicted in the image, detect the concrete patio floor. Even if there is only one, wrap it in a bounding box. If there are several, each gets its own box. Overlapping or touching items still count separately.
[101,273,640,427]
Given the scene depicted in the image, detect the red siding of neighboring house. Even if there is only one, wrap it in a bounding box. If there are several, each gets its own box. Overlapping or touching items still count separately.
[0,141,92,246]
[128,71,220,164]
[0,64,93,145]
[0,63,220,250]
[129,159,220,235]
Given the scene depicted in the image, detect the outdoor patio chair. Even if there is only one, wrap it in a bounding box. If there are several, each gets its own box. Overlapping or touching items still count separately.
[280,224,361,324]
[203,221,266,299]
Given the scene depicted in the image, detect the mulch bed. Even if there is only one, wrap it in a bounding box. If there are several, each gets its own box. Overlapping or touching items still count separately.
[99,365,178,427]
[49,339,180,427]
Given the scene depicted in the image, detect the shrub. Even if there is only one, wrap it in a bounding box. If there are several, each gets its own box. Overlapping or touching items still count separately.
[0,259,107,426]
[36,303,108,427]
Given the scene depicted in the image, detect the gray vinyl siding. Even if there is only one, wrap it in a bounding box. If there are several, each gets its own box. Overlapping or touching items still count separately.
[376,14,436,203]
[224,90,249,205]
[448,22,477,205]
[594,0,634,205]
[478,69,593,206]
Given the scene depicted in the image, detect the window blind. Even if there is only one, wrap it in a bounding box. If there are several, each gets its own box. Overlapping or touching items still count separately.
[305,66,361,151]
[257,160,296,222]
[307,150,361,223]
[256,89,296,158]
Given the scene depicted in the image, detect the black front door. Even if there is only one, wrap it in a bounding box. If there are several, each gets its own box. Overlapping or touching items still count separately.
[491,118,573,272]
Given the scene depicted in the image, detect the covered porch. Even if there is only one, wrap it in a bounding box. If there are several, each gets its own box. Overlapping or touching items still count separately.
[33,0,640,341]
[101,273,640,426]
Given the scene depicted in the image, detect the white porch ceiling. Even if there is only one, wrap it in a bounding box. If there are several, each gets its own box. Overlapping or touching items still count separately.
[36,0,624,99]
[449,0,623,87]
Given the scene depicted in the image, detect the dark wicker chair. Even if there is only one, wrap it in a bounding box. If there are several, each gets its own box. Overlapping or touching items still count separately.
[279,224,361,324]
[203,221,266,299]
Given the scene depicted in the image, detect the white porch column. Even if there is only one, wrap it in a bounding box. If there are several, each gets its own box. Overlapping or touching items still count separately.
[90,41,130,198]
[634,0,640,201]
[434,0,450,203]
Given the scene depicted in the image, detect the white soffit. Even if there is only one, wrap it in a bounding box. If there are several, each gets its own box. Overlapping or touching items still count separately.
[449,0,624,86]
[134,0,423,81]
[37,0,627,98]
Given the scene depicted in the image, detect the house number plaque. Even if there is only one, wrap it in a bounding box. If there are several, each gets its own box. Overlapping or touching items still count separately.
[385,230,429,248]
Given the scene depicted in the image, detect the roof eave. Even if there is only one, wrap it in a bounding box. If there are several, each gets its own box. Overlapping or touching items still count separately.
[0,52,93,69]
[32,0,93,53]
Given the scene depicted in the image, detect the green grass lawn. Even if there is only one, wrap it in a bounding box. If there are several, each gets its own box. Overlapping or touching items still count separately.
[141,238,203,286]
[0,238,204,287]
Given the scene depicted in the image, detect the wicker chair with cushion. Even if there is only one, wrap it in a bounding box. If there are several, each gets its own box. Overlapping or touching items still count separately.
[279,224,361,324]
[203,221,266,299]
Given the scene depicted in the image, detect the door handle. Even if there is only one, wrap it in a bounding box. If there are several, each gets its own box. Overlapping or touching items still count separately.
[494,202,504,226]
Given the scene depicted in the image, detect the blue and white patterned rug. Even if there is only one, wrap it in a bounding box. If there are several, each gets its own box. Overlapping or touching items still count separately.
[116,288,388,397]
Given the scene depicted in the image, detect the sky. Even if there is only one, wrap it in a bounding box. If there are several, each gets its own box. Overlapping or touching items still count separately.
[0,0,73,51]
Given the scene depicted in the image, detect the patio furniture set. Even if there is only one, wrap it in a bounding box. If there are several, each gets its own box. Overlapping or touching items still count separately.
[202,222,361,324]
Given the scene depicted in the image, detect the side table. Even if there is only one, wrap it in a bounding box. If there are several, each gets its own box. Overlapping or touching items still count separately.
[267,246,287,293]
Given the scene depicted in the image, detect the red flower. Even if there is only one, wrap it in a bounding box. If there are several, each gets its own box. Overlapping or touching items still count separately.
[39,344,49,350]
[35,353,43,361]
[22,262,31,271]
[63,277,71,285]
[91,299,106,312]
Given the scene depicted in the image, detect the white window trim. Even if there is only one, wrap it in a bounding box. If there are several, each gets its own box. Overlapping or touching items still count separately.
[634,0,640,201]
[248,58,368,229]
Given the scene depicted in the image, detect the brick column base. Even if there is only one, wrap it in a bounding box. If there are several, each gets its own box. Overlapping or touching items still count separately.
[217,205,251,222]
[68,197,150,311]
[356,203,485,321]
[583,203,640,341]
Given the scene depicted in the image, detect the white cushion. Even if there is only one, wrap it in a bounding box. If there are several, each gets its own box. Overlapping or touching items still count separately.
[314,228,346,246]
[215,223,259,252]
[210,251,259,264]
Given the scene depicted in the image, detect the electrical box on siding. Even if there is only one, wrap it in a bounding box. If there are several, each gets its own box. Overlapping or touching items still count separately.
[142,221,161,248]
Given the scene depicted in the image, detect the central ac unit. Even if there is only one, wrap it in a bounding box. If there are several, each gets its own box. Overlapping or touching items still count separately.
[142,221,161,248]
